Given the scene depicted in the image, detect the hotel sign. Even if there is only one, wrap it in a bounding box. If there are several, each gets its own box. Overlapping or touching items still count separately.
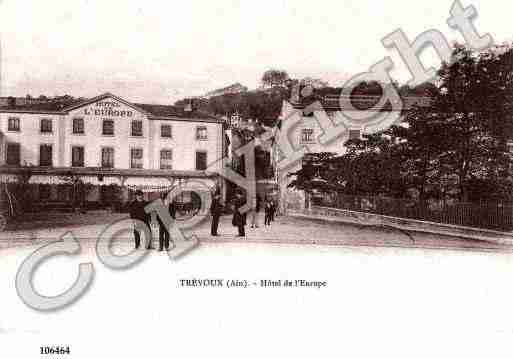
[83,100,134,117]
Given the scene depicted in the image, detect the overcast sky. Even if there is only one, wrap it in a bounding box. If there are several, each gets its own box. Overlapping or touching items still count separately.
[0,0,510,104]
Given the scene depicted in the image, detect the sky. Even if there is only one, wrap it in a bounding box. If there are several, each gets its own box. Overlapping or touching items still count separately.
[0,0,511,104]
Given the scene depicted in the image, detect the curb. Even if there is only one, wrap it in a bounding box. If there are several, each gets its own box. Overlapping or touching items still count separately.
[289,207,513,245]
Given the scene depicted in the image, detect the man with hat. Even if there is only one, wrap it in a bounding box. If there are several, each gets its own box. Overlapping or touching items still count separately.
[210,192,223,236]
[129,190,151,249]
[232,190,247,237]
[157,192,178,251]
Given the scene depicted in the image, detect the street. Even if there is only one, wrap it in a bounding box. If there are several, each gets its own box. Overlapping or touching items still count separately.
[1,211,512,253]
[2,216,513,359]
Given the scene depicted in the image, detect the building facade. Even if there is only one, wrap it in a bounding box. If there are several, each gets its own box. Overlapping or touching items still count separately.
[273,95,432,213]
[0,93,226,207]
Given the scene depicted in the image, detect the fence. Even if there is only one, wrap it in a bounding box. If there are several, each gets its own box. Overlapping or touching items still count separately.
[315,193,513,232]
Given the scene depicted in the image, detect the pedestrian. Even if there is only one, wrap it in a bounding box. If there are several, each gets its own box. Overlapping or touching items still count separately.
[169,197,177,220]
[129,190,151,250]
[264,197,272,226]
[232,191,247,237]
[251,195,261,228]
[270,199,276,222]
[157,193,177,251]
[210,193,223,236]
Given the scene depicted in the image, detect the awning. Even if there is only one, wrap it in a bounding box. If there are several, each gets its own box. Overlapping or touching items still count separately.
[0,174,19,183]
[125,177,174,193]
[29,175,69,185]
[81,176,122,186]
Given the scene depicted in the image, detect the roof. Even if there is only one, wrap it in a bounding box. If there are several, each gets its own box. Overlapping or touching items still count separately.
[0,92,224,123]
[292,95,433,111]
[134,103,222,122]
[0,99,84,113]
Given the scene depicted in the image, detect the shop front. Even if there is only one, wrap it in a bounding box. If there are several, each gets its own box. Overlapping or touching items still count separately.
[0,167,221,214]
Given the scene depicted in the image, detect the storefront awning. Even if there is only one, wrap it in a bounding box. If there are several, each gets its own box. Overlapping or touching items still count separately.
[0,174,19,183]
[125,177,174,193]
[29,175,69,185]
[81,176,122,186]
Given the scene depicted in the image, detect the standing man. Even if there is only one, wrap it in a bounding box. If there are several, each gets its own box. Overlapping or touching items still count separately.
[169,197,177,221]
[210,193,223,236]
[129,190,150,250]
[270,198,276,222]
[232,191,247,237]
[157,192,176,251]
[264,197,272,226]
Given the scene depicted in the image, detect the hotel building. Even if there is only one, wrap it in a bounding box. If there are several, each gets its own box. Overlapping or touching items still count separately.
[0,93,226,206]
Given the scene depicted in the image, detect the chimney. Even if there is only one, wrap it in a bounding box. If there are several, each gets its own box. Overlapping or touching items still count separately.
[7,96,16,108]
[184,98,193,112]
[191,98,200,111]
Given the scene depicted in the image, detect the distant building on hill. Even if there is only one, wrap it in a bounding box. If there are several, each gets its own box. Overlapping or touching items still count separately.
[203,83,248,99]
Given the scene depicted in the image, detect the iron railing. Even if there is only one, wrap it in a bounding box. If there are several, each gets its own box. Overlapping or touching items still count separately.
[315,193,513,232]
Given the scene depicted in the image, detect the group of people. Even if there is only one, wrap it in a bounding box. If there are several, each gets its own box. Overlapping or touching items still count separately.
[128,190,177,251]
[210,191,277,238]
[129,189,278,251]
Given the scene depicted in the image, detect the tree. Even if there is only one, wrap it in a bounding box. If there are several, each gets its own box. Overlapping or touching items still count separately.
[428,45,513,202]
[261,69,290,88]
[288,45,513,205]
[335,133,408,198]
[287,153,339,193]
[299,77,329,89]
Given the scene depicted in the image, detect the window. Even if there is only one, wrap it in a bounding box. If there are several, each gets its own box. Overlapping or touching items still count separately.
[195,151,207,171]
[71,146,85,167]
[161,124,172,138]
[8,117,20,132]
[40,119,53,133]
[101,147,115,168]
[73,118,84,134]
[196,126,207,140]
[39,144,53,167]
[102,119,114,136]
[349,129,361,140]
[131,120,143,137]
[130,148,143,169]
[300,128,314,143]
[6,143,20,166]
[160,149,173,170]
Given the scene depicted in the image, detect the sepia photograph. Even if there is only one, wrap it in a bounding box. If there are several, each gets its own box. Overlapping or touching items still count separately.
[1,0,513,358]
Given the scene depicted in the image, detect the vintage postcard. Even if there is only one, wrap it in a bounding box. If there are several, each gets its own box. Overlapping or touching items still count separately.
[1,0,513,358]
